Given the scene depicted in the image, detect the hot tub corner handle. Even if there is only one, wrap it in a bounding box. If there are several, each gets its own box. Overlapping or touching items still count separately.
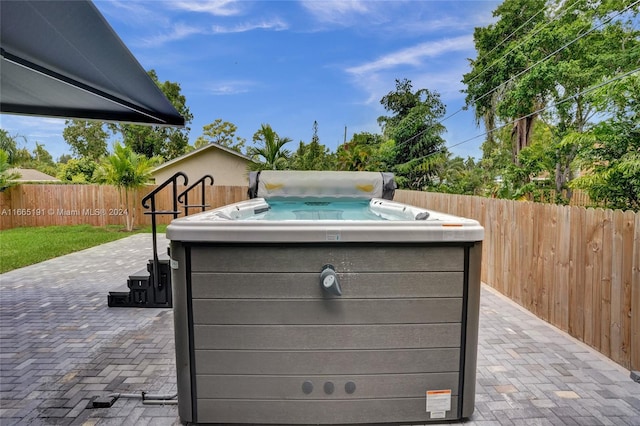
[320,264,342,296]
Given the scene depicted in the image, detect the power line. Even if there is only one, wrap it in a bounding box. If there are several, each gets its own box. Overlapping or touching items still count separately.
[464,0,582,87]
[401,67,639,168]
[388,0,583,143]
[468,0,639,108]
[394,0,639,153]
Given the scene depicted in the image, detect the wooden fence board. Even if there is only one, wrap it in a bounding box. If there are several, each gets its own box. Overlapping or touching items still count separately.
[556,205,571,332]
[632,212,640,371]
[568,206,586,340]
[610,211,624,364]
[619,210,635,368]
[600,209,613,357]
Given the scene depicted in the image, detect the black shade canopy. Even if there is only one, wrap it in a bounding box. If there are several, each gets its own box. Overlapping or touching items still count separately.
[0,0,185,127]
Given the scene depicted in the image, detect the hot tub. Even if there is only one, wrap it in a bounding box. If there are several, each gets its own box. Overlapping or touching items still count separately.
[167,171,484,425]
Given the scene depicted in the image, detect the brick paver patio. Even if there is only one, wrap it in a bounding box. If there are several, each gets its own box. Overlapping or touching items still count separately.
[1,234,638,425]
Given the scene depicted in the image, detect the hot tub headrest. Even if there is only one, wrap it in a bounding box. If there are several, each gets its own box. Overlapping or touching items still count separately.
[248,171,396,200]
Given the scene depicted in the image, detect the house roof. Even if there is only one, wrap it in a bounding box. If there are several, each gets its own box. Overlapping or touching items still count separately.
[0,1,184,126]
[151,143,254,174]
[8,168,60,182]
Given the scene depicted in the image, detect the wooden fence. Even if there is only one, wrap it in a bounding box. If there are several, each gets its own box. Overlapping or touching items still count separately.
[2,184,638,371]
[395,190,640,372]
[0,184,248,230]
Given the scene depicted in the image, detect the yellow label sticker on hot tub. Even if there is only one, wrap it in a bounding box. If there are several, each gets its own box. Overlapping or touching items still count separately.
[355,184,374,193]
[426,389,451,419]
[264,183,285,191]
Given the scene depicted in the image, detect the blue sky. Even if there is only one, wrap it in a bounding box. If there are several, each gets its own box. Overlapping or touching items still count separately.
[1,0,502,162]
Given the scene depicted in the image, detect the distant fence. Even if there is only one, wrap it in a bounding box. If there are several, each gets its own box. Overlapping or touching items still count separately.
[2,184,638,371]
[395,190,640,372]
[0,184,248,230]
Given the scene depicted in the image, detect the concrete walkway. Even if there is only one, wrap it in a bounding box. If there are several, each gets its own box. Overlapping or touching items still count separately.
[0,234,638,425]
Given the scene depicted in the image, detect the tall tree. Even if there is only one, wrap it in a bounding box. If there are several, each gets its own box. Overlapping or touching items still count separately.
[248,124,291,171]
[195,119,246,153]
[62,120,108,160]
[462,0,547,161]
[378,79,447,189]
[289,121,336,170]
[110,70,193,160]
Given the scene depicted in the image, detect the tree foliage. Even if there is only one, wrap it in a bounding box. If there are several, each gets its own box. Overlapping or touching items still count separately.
[109,70,193,161]
[195,119,247,153]
[95,143,161,230]
[57,157,100,183]
[377,79,447,189]
[0,149,20,191]
[571,73,640,210]
[427,154,487,196]
[336,132,389,171]
[462,0,639,208]
[0,130,20,164]
[62,120,108,160]
[289,122,336,171]
[248,124,292,171]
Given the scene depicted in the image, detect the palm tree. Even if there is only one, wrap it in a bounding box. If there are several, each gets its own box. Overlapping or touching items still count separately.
[0,149,20,191]
[248,124,291,171]
[96,143,160,231]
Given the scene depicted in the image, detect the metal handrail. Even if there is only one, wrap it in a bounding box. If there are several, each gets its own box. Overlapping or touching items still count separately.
[141,171,188,292]
[177,174,214,216]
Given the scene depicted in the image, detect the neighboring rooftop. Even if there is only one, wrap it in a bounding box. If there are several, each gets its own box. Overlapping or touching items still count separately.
[8,168,60,182]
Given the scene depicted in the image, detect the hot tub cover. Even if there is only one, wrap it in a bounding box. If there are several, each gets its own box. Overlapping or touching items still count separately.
[248,171,396,200]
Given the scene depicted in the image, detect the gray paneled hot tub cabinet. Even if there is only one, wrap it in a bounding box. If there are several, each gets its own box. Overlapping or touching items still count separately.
[167,171,484,425]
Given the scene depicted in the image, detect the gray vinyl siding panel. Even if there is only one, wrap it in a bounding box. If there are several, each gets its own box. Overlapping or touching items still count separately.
[193,348,461,375]
[191,271,464,299]
[195,397,460,424]
[195,372,459,399]
[192,298,463,324]
[193,324,462,350]
[190,245,464,272]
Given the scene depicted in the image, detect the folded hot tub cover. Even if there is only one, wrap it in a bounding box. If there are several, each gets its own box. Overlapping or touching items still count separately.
[248,171,396,200]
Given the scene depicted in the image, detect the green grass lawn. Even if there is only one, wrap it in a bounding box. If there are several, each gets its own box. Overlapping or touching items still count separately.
[0,224,167,274]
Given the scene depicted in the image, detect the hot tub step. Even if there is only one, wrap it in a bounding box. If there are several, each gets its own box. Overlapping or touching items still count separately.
[107,259,172,308]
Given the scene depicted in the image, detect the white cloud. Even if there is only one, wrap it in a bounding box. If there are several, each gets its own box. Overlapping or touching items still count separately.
[138,22,208,47]
[168,0,244,16]
[135,17,287,47]
[96,1,170,27]
[211,18,288,34]
[206,80,256,95]
[346,35,474,76]
[300,0,398,29]
[301,0,371,22]
[1,116,66,139]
